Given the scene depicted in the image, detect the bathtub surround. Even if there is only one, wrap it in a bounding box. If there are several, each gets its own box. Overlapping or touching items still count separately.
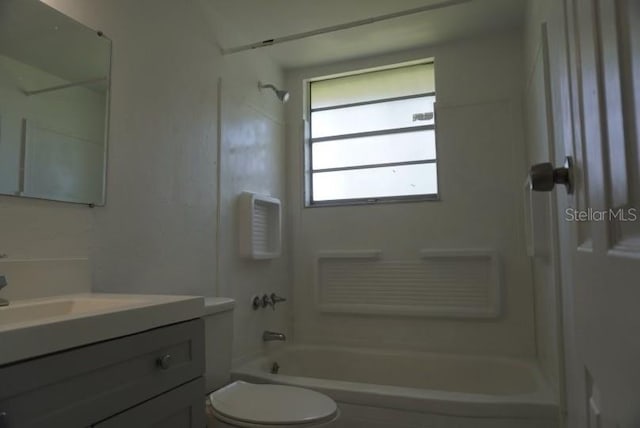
[316,250,501,318]
[216,72,289,360]
[286,31,534,357]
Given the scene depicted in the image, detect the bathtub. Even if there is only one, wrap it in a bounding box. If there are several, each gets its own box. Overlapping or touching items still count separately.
[232,345,558,428]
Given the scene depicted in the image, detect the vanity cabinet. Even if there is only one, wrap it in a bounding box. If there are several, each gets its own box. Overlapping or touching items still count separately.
[0,319,205,428]
[93,379,204,428]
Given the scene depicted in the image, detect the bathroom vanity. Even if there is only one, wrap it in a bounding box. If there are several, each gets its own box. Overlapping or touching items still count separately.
[0,294,206,427]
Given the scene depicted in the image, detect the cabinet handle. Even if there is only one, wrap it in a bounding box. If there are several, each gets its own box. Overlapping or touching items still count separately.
[156,354,172,370]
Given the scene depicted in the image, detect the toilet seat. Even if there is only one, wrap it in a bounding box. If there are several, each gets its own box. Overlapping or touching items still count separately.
[209,381,338,427]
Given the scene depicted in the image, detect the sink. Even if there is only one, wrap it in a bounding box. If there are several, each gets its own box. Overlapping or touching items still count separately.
[0,296,146,324]
[0,293,204,366]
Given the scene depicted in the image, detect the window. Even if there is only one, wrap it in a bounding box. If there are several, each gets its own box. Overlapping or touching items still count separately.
[307,62,437,206]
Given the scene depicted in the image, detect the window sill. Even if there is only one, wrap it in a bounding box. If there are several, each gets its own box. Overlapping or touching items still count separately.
[305,193,440,208]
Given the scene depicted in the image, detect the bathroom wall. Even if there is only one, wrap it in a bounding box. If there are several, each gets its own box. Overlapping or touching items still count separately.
[285,31,536,357]
[17,0,290,362]
[0,50,100,301]
[216,54,290,361]
[40,0,222,298]
[0,197,91,301]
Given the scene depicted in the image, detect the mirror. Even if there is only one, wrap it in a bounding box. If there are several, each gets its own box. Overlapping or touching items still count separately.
[0,0,111,205]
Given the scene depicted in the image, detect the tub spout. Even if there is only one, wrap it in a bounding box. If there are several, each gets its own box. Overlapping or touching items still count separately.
[263,331,286,342]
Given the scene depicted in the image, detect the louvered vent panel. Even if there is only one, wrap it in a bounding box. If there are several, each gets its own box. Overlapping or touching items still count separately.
[317,251,500,318]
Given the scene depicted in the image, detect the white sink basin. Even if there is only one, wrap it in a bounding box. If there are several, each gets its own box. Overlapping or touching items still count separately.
[0,293,204,366]
[0,296,146,324]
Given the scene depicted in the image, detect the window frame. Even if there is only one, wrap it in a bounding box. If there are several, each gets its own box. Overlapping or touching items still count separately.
[304,61,440,208]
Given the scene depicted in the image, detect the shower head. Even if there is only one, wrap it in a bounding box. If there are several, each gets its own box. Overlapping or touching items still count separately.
[258,81,290,103]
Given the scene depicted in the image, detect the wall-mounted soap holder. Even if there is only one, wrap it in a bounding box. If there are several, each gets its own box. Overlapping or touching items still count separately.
[238,192,281,259]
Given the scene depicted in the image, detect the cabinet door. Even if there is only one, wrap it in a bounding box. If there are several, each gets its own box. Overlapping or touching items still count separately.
[93,379,205,428]
[0,319,204,428]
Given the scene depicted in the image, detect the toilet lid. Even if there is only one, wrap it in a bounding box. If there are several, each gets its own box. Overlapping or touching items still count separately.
[209,381,337,425]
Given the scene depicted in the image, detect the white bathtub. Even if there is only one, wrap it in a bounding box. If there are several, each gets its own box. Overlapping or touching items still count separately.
[232,345,558,428]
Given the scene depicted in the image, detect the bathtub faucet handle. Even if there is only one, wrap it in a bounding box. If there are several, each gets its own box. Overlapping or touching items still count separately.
[260,294,272,309]
[270,293,287,310]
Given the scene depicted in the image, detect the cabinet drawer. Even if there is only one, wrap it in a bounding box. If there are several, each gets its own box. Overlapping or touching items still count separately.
[93,378,205,428]
[0,319,204,428]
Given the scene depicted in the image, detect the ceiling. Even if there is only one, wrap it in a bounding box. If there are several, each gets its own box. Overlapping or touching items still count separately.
[206,0,526,69]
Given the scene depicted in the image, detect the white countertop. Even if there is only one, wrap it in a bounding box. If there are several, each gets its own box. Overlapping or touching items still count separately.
[0,293,205,366]
[204,297,235,315]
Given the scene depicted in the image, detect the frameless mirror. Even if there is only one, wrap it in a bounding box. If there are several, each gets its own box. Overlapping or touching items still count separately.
[0,0,110,205]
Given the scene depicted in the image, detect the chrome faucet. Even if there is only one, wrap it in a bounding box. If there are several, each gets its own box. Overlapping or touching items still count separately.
[252,293,288,311]
[269,293,287,309]
[263,331,286,342]
[0,275,8,307]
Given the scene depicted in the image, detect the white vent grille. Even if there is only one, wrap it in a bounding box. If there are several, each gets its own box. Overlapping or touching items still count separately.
[316,250,500,318]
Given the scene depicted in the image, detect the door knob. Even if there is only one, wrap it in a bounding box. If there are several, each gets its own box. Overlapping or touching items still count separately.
[529,156,574,194]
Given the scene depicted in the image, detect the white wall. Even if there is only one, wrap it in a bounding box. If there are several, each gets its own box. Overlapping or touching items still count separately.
[42,0,223,298]
[285,31,535,357]
[8,0,289,362]
[0,196,91,301]
[217,53,290,361]
[0,50,103,301]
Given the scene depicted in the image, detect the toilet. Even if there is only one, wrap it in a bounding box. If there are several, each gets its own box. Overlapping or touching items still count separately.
[203,298,339,427]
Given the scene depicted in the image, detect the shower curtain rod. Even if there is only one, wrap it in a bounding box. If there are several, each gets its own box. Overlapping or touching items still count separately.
[222,0,473,55]
[23,77,107,96]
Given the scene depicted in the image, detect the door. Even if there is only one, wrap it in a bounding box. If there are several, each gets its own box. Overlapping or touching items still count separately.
[541,0,640,427]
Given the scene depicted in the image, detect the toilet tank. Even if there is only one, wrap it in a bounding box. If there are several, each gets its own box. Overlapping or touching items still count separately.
[203,297,235,392]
